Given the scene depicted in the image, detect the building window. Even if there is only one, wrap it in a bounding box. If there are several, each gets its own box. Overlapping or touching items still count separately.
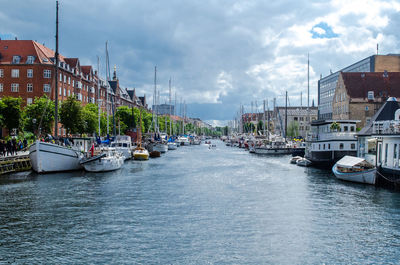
[368,91,374,100]
[339,143,344,150]
[27,83,33,92]
[11,83,19,92]
[44,70,51,78]
[43,84,51,92]
[0,83,3,92]
[26,56,35,64]
[68,77,71,84]
[59,86,62,96]
[344,126,348,132]
[64,88,66,96]
[27,98,33,105]
[12,56,21,64]
[64,75,67,83]
[351,143,355,149]
[60,73,62,81]
[68,90,70,96]
[0,69,3,78]
[27,69,33,78]
[11,69,19,78]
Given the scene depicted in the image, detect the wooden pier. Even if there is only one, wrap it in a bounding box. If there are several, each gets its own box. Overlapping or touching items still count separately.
[0,153,31,175]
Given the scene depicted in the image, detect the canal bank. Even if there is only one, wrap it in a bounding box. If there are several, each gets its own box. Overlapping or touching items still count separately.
[1,141,400,264]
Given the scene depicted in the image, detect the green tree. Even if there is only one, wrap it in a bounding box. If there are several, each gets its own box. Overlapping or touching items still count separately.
[59,96,84,135]
[82,103,98,135]
[0,96,22,135]
[23,95,55,136]
[287,121,299,139]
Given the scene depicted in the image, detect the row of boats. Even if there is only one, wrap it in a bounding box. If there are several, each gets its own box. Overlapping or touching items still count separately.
[29,134,203,173]
[223,135,377,185]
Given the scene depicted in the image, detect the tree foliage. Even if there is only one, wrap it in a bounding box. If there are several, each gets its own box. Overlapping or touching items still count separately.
[23,95,55,135]
[0,96,22,134]
[287,121,299,139]
[59,96,84,135]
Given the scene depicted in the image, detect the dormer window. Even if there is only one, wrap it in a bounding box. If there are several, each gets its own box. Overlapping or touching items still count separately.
[26,56,35,64]
[12,56,21,64]
[368,91,374,100]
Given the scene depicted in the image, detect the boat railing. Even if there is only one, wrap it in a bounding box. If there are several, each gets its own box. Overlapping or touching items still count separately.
[373,120,400,134]
[306,132,356,141]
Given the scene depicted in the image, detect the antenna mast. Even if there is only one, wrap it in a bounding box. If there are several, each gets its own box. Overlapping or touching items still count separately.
[54,0,59,137]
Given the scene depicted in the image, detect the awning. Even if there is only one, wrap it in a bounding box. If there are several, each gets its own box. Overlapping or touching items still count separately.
[336,155,373,168]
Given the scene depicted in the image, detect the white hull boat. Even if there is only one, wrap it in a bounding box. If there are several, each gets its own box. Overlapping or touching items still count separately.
[133,148,149,160]
[332,156,376,185]
[80,149,124,172]
[296,157,312,167]
[168,142,178,150]
[290,156,302,164]
[110,135,132,160]
[153,143,168,153]
[29,141,82,173]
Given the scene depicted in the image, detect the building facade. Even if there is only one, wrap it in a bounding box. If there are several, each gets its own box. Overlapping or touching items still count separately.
[0,40,147,136]
[152,104,174,115]
[274,107,318,138]
[332,72,400,129]
[318,54,400,119]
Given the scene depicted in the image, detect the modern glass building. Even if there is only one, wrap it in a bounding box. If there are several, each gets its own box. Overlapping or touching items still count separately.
[318,54,400,119]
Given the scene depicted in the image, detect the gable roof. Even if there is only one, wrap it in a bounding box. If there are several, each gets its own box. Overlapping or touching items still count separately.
[341,72,400,99]
[358,97,400,135]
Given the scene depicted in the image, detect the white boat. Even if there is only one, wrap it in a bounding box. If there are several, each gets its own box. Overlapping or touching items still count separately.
[254,141,292,155]
[80,148,124,172]
[178,136,190,146]
[110,135,132,160]
[153,142,168,153]
[297,157,312,167]
[168,142,178,150]
[332,155,376,184]
[290,156,302,164]
[29,140,83,173]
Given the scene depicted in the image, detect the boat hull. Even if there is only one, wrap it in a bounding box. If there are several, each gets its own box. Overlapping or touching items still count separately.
[254,147,292,155]
[332,164,376,185]
[29,141,82,173]
[168,143,177,150]
[82,156,124,172]
[153,143,168,153]
[133,150,149,160]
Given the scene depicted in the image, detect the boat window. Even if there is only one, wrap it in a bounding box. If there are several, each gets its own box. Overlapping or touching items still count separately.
[319,144,321,150]
[328,144,330,150]
[378,143,382,164]
[351,143,355,149]
[323,144,325,150]
[394,144,397,167]
[385,143,388,165]
[123,143,127,147]
[350,126,355,132]
[340,143,344,150]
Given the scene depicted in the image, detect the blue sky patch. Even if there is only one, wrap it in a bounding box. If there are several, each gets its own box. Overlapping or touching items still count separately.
[0,33,15,40]
[311,22,339,39]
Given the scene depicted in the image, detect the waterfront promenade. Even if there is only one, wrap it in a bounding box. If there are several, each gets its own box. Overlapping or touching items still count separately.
[1,141,400,264]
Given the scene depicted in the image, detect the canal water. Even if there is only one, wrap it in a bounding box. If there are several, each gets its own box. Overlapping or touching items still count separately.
[1,141,400,264]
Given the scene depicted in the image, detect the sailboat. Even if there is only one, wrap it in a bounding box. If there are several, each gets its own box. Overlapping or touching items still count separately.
[29,2,85,173]
[151,66,168,153]
[133,110,149,160]
[167,78,177,150]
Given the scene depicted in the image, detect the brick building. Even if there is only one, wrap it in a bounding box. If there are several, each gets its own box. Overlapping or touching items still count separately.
[0,40,147,136]
[332,72,400,128]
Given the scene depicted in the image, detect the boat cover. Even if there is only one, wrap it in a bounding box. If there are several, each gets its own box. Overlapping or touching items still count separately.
[336,155,372,168]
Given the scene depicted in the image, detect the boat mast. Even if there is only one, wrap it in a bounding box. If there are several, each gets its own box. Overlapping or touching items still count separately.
[97,56,101,136]
[105,41,110,135]
[285,91,288,141]
[54,0,59,137]
[169,77,172,136]
[263,100,266,136]
[267,100,270,141]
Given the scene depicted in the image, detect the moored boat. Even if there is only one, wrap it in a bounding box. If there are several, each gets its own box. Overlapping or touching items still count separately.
[296,157,312,167]
[290,156,302,164]
[80,148,124,172]
[332,155,376,185]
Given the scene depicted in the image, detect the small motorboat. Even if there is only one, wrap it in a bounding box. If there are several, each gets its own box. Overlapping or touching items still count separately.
[290,156,302,164]
[332,156,376,185]
[150,150,161,158]
[80,148,124,172]
[296,157,312,167]
[168,142,178,150]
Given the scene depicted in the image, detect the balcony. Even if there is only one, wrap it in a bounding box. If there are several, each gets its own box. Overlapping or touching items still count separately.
[373,120,400,135]
[307,132,357,141]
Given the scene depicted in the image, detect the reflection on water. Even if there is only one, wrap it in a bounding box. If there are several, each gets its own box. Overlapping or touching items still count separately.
[1,141,400,264]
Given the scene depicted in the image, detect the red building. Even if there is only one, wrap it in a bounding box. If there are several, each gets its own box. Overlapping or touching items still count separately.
[0,40,147,136]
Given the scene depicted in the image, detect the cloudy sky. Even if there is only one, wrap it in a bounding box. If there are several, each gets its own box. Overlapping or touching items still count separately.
[1,0,400,125]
